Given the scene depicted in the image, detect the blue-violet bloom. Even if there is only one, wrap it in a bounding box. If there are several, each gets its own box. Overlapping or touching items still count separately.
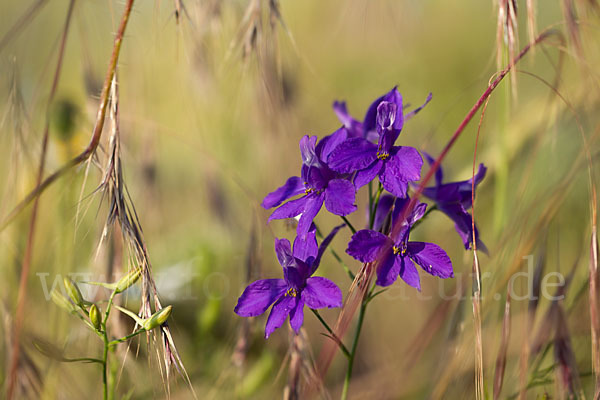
[421,153,488,252]
[346,197,453,289]
[234,227,344,338]
[328,87,423,198]
[332,89,433,143]
[262,131,357,238]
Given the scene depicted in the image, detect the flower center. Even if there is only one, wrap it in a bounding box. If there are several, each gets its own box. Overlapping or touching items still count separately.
[285,288,298,297]
[392,245,406,256]
[377,151,389,161]
[305,188,315,194]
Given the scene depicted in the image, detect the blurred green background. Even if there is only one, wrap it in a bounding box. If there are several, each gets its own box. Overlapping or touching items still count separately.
[0,0,599,398]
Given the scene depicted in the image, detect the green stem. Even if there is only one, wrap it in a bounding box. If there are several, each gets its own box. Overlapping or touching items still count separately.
[410,204,437,231]
[341,284,374,400]
[311,309,350,358]
[341,216,357,235]
[108,329,145,347]
[314,223,355,280]
[369,184,384,230]
[102,331,108,400]
[101,290,116,400]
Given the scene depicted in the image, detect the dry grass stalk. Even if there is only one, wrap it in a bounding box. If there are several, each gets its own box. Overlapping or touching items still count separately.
[493,290,511,400]
[0,0,136,231]
[496,0,519,95]
[561,0,584,62]
[99,75,196,398]
[554,305,583,399]
[591,225,600,395]
[6,2,76,398]
[527,0,537,46]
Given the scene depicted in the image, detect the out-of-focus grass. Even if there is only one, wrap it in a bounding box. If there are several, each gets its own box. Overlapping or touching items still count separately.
[0,0,599,398]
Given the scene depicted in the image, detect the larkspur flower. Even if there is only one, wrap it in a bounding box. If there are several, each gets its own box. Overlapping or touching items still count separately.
[421,153,488,252]
[346,197,453,289]
[234,226,344,338]
[328,87,423,198]
[262,131,357,238]
[333,89,432,143]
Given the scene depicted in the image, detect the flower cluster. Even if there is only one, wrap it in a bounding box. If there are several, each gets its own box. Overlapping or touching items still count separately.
[235,87,487,338]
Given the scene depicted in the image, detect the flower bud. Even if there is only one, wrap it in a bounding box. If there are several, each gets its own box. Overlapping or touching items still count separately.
[51,289,77,313]
[89,304,101,331]
[64,277,85,309]
[143,305,172,331]
[114,268,142,293]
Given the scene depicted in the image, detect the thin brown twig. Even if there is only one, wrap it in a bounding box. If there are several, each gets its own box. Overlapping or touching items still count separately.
[472,92,490,400]
[0,0,136,232]
[6,1,76,398]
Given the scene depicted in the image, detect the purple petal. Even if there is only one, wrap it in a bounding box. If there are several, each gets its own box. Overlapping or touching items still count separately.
[354,159,383,189]
[317,127,349,162]
[438,204,487,253]
[303,165,327,191]
[408,242,453,279]
[289,297,305,333]
[375,252,400,287]
[274,238,293,267]
[346,229,392,263]
[265,295,297,339]
[313,224,345,273]
[387,146,423,182]
[303,277,343,309]
[284,262,310,289]
[333,102,363,138]
[376,101,398,132]
[328,138,378,173]
[380,163,409,198]
[299,135,319,167]
[423,151,443,187]
[262,176,305,209]
[405,92,432,121]
[324,179,357,216]
[293,228,318,264]
[297,193,324,238]
[268,196,308,222]
[234,279,287,317]
[399,256,421,290]
[372,194,395,232]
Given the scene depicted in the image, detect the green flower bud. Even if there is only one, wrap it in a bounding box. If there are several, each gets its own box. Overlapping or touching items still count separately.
[63,277,85,309]
[143,305,172,331]
[115,268,142,293]
[51,289,77,313]
[89,304,101,331]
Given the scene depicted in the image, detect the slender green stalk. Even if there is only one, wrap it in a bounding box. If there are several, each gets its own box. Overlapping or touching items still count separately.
[314,223,355,280]
[341,285,372,400]
[108,329,145,347]
[368,184,384,230]
[101,289,117,400]
[311,309,350,358]
[341,216,357,234]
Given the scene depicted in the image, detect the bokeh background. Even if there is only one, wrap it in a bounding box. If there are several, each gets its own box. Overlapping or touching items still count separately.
[0,0,599,398]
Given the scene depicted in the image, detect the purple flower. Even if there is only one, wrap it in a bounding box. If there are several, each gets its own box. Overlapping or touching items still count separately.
[328,87,423,198]
[421,153,487,252]
[234,227,344,338]
[346,197,453,289]
[262,131,357,238]
[333,89,432,142]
